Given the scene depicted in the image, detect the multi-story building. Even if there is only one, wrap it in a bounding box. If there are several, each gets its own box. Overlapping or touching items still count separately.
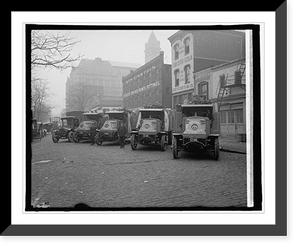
[194,58,246,138]
[168,30,245,108]
[122,51,172,110]
[65,57,139,112]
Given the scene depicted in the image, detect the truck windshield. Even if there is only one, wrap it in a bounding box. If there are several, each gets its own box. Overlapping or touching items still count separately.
[141,111,164,121]
[62,119,73,128]
[182,107,212,118]
[101,121,118,130]
[78,121,95,129]
[108,113,125,121]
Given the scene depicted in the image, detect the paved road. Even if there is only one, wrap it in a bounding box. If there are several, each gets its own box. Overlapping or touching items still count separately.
[31,135,247,209]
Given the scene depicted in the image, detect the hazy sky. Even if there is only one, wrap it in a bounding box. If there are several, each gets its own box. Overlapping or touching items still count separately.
[34,29,177,116]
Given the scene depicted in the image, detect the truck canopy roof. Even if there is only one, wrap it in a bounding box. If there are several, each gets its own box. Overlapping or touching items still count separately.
[61,116,77,119]
[181,104,213,108]
[140,109,163,111]
[105,111,125,113]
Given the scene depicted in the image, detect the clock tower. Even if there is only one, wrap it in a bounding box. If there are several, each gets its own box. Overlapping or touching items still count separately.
[145,31,161,64]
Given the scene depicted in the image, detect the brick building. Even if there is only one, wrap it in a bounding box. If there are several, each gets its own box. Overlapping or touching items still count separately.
[122,51,172,111]
[168,30,245,108]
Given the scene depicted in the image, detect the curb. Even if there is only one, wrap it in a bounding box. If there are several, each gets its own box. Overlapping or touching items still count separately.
[219,147,246,154]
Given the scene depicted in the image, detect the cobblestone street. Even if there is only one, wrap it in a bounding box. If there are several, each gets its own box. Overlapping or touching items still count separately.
[31,135,247,209]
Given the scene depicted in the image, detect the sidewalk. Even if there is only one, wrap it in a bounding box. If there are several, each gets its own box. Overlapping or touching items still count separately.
[219,137,247,154]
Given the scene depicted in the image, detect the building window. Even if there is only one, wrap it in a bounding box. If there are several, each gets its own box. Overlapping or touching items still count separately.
[220,111,227,123]
[174,69,179,87]
[228,110,235,123]
[174,44,179,60]
[198,81,208,100]
[184,37,190,55]
[184,64,191,84]
[173,95,178,109]
[179,94,188,104]
[235,70,242,85]
[236,109,244,123]
[179,95,183,104]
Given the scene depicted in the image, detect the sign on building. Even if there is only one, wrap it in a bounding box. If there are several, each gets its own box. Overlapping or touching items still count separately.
[171,33,194,94]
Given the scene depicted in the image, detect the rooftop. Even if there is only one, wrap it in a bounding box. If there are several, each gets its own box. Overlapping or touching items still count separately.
[109,60,141,69]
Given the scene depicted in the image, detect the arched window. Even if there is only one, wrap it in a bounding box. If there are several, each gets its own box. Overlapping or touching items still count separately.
[198,81,209,100]
[174,69,180,87]
[184,64,191,84]
[174,43,179,60]
[184,37,190,55]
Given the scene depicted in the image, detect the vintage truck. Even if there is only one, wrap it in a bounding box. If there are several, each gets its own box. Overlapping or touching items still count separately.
[130,107,174,151]
[72,112,104,143]
[52,116,80,143]
[94,110,135,145]
[172,102,220,160]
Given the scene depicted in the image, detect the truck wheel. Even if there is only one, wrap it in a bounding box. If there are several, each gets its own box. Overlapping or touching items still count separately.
[95,134,102,146]
[52,135,59,143]
[212,138,220,160]
[68,131,74,142]
[160,135,167,151]
[172,137,179,159]
[130,134,137,150]
[73,134,79,143]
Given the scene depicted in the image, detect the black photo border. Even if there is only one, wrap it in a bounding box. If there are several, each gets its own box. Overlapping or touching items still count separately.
[5,2,286,235]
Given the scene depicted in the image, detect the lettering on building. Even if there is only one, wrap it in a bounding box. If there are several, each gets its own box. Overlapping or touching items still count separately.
[123,81,160,97]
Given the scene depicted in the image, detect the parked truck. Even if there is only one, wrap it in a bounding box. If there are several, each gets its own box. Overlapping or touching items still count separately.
[94,110,136,145]
[172,100,220,160]
[130,107,174,151]
[73,112,104,143]
[52,116,80,143]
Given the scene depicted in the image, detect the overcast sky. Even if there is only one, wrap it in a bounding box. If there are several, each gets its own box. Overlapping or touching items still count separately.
[34,29,177,116]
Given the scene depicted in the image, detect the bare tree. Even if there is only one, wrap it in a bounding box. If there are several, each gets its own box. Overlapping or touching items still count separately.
[66,83,103,112]
[31,77,53,121]
[31,30,82,71]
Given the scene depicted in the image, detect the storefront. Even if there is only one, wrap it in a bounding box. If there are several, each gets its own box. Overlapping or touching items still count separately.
[219,95,246,139]
[172,90,194,109]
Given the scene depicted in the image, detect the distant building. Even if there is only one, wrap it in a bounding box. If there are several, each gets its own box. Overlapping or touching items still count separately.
[145,31,161,64]
[65,58,140,112]
[122,51,172,111]
[168,30,245,108]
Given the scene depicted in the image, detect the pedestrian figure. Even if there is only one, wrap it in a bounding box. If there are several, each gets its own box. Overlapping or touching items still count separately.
[117,121,127,148]
[90,122,97,145]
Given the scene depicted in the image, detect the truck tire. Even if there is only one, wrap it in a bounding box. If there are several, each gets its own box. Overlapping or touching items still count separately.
[73,133,79,143]
[130,134,137,150]
[160,135,167,151]
[95,134,102,146]
[68,131,74,142]
[52,134,59,143]
[172,137,179,159]
[212,138,220,160]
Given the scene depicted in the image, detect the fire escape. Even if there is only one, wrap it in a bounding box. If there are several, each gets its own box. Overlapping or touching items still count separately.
[216,60,246,112]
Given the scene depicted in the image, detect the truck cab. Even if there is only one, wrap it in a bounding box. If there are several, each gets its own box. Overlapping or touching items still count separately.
[52,116,80,143]
[95,111,130,145]
[172,104,220,160]
[130,108,173,151]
